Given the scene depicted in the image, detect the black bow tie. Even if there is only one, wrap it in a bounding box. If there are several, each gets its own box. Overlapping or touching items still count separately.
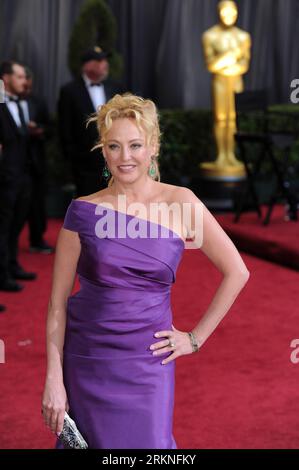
[90,82,102,87]
[8,96,20,102]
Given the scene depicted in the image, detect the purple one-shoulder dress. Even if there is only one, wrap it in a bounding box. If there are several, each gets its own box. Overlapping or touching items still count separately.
[56,199,185,449]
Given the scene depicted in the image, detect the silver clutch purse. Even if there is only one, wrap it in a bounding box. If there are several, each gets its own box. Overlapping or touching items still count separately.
[58,412,88,449]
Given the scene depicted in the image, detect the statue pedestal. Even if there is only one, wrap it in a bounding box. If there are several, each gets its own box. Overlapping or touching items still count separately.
[199,161,246,179]
[193,161,247,211]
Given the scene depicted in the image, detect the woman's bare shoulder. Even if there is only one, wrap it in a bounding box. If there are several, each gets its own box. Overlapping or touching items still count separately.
[163,184,204,207]
[75,189,111,204]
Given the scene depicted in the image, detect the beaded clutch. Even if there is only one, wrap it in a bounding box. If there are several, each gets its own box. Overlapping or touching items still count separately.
[57,412,88,449]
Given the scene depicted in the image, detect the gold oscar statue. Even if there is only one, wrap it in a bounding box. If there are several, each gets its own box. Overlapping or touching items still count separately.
[201,0,251,177]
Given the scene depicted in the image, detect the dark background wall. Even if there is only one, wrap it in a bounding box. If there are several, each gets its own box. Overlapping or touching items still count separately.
[1,0,299,113]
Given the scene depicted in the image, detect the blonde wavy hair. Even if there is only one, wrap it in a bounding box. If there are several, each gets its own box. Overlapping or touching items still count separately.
[87,92,162,187]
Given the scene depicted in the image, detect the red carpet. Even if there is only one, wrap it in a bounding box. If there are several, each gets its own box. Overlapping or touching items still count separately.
[0,218,298,448]
[215,204,299,271]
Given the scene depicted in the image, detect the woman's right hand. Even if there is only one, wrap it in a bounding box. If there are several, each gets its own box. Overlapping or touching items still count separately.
[42,378,69,435]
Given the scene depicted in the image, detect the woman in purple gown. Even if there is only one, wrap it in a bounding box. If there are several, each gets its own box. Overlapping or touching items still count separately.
[42,93,250,449]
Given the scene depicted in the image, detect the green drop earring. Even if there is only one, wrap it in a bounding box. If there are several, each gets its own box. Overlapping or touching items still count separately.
[149,158,156,178]
[102,161,111,181]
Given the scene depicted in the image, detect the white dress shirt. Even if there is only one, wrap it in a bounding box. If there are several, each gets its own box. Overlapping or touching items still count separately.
[82,74,106,111]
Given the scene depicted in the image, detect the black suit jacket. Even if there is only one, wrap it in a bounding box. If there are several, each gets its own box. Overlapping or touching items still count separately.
[26,94,51,176]
[58,77,125,173]
[0,103,30,180]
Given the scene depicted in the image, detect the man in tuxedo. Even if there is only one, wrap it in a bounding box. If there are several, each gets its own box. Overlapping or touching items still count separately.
[58,46,125,196]
[20,67,54,254]
[0,61,37,292]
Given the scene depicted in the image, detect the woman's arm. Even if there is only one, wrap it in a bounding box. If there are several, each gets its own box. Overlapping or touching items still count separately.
[42,227,81,435]
[149,186,250,363]
[181,187,250,349]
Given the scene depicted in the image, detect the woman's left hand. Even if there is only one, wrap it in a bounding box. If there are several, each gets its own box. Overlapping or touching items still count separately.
[149,324,195,365]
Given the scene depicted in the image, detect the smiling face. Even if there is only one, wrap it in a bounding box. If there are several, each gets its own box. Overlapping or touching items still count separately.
[218,1,238,27]
[102,117,156,183]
